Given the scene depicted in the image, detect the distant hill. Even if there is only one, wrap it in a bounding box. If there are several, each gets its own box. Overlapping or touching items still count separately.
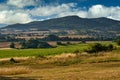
[2,16,120,30]
[1,16,120,37]
[0,24,7,28]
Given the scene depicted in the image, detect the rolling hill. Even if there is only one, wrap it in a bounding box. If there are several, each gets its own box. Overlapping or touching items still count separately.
[2,16,120,30]
[1,16,120,38]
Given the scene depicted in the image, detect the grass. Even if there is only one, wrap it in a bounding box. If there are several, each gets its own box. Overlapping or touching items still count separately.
[0,43,88,58]
[0,50,120,80]
[31,63,120,80]
[0,66,30,75]
[0,42,120,80]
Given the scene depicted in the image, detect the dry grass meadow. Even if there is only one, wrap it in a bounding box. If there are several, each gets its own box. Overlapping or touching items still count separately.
[0,49,120,80]
[0,66,30,75]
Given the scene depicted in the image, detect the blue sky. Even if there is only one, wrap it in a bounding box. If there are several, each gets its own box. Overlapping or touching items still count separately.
[0,0,120,27]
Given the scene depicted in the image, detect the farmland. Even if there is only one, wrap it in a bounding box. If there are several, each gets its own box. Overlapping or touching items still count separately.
[0,48,120,80]
[0,43,88,58]
[0,1,120,79]
[0,42,120,80]
[0,41,113,58]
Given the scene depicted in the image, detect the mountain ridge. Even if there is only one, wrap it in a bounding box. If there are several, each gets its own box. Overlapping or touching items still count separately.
[1,15,120,38]
[1,16,120,29]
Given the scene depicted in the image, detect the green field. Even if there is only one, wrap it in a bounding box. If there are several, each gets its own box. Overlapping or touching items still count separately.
[0,41,116,58]
[0,43,89,58]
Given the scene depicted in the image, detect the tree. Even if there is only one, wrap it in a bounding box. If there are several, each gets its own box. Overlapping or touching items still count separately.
[116,39,120,46]
[56,41,63,45]
[85,43,114,53]
[37,42,53,48]
[20,39,53,49]
[26,39,39,48]
[81,40,86,43]
[20,40,26,49]
[106,44,114,51]
[67,41,71,44]
[44,35,60,41]
[10,42,15,48]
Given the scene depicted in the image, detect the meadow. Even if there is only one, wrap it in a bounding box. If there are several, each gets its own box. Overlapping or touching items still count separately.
[0,42,120,80]
[0,43,88,58]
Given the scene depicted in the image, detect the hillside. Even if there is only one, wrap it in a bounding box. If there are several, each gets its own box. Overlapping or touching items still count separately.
[2,16,120,30]
[1,16,120,38]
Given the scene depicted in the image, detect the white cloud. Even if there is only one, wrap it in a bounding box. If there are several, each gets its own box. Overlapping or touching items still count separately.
[106,7,120,21]
[29,3,76,16]
[0,2,120,25]
[29,4,120,21]
[0,10,32,24]
[56,4,120,21]
[57,10,87,18]
[7,0,38,8]
[0,4,9,11]
[87,5,120,21]
[88,5,110,18]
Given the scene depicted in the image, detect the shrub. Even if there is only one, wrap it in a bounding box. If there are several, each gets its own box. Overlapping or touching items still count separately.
[10,58,16,63]
[36,55,46,59]
[10,42,15,48]
[81,40,86,43]
[74,50,79,53]
[106,44,114,51]
[85,43,114,53]
[44,35,60,41]
[20,39,53,49]
[116,39,120,46]
[67,41,71,44]
[56,41,63,45]
[37,42,53,48]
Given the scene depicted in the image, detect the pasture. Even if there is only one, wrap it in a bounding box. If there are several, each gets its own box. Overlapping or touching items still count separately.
[0,49,120,80]
[0,41,113,58]
[0,43,88,58]
[0,41,120,80]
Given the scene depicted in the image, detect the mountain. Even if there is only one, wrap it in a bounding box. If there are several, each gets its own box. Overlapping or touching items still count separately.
[0,24,7,28]
[2,16,120,30]
[1,16,120,37]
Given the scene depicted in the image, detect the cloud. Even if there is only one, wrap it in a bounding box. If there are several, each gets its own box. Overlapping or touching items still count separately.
[7,0,38,8]
[88,5,110,18]
[0,3,9,11]
[0,2,120,25]
[29,3,76,16]
[55,4,120,21]
[29,3,120,21]
[0,10,32,24]
[87,5,120,21]
[57,10,87,18]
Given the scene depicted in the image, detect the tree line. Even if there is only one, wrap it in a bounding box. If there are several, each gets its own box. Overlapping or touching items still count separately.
[0,34,117,42]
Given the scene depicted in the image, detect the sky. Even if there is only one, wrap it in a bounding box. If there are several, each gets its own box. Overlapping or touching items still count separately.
[0,0,120,27]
